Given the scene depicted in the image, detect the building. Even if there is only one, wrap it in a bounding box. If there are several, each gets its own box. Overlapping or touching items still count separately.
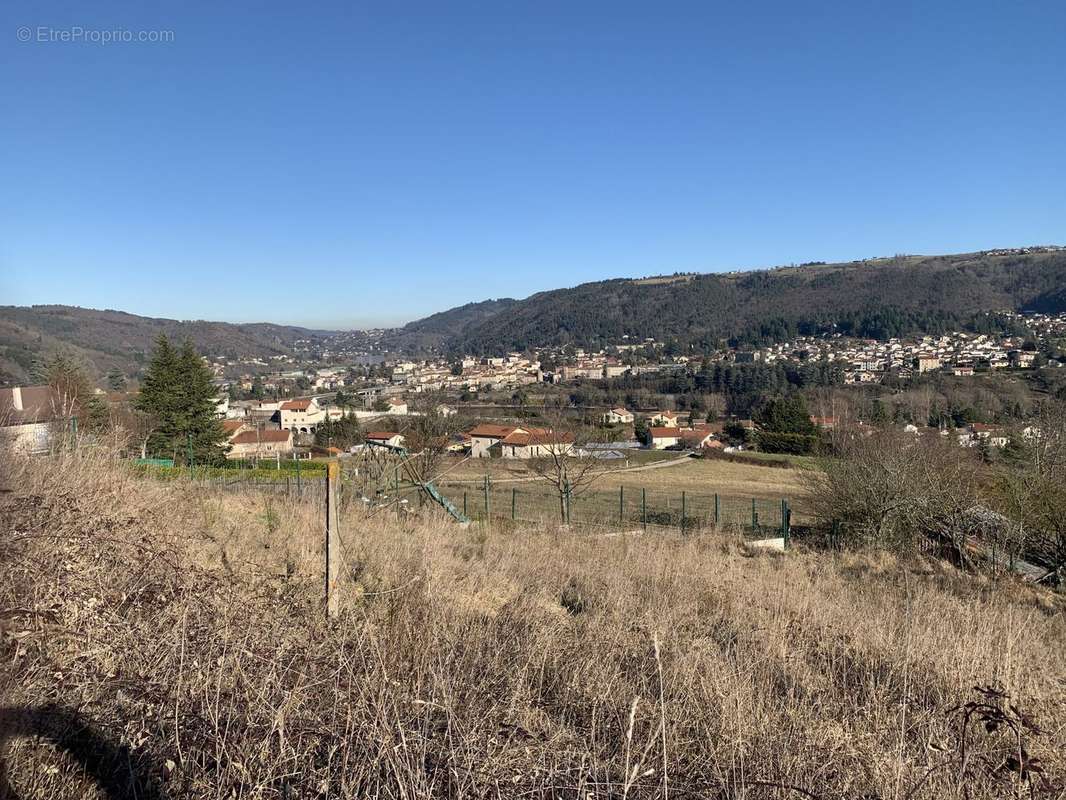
[602,407,634,425]
[279,398,326,433]
[648,411,679,427]
[466,423,575,459]
[915,355,941,373]
[227,429,293,459]
[0,385,59,454]
[365,431,406,449]
[648,426,682,449]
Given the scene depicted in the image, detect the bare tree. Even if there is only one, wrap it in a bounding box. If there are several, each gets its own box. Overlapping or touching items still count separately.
[527,407,604,524]
[398,396,465,487]
[995,402,1066,579]
[805,426,986,559]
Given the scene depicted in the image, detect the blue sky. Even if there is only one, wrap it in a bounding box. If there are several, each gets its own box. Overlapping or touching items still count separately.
[2,1,1064,328]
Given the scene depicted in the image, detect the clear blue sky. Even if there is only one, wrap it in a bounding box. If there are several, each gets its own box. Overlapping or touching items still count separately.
[2,1,1064,328]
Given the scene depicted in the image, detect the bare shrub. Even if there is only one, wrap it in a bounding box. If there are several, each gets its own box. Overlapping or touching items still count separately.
[805,427,988,559]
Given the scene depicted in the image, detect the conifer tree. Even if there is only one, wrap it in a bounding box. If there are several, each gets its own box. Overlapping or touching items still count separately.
[137,335,228,464]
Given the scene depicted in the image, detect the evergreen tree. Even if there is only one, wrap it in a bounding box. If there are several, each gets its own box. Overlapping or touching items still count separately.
[107,368,127,391]
[137,336,228,464]
[177,339,229,464]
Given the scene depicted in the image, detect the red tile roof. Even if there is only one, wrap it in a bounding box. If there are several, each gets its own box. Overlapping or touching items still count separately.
[281,399,312,411]
[467,424,519,439]
[365,431,401,440]
[230,429,291,444]
[499,429,575,447]
[221,419,245,434]
[649,427,681,438]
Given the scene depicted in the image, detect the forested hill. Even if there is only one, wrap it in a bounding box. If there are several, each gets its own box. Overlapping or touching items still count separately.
[0,305,324,385]
[388,298,518,352]
[401,250,1066,354]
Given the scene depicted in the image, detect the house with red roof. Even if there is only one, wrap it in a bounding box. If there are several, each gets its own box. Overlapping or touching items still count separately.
[466,424,575,459]
[227,428,293,459]
[280,397,327,434]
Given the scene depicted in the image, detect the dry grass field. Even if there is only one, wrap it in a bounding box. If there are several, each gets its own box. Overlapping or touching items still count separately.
[440,453,809,501]
[2,446,1065,799]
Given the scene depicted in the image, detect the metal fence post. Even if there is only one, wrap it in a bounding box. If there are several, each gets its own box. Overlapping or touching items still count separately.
[512,487,517,520]
[681,491,686,532]
[619,485,624,523]
[751,498,757,529]
[714,493,720,526]
[325,461,340,618]
[463,491,468,518]
[484,476,490,520]
[783,500,791,549]
[641,487,647,531]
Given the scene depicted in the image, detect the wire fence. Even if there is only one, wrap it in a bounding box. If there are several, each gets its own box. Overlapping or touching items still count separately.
[135,462,793,542]
[436,481,792,539]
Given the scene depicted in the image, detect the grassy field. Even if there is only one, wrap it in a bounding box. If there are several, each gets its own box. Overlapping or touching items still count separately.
[440,452,810,504]
[4,447,1064,798]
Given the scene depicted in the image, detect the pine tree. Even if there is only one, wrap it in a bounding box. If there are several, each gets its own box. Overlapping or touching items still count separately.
[176,339,229,465]
[137,336,228,464]
[136,334,182,457]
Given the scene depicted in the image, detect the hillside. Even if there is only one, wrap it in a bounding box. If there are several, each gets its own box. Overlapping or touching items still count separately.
[401,250,1066,354]
[2,445,1064,798]
[389,297,518,353]
[0,305,327,385]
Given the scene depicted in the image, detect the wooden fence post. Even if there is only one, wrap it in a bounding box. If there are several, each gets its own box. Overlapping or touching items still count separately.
[619,486,624,523]
[484,476,490,521]
[512,487,517,520]
[641,487,647,531]
[681,491,686,531]
[751,498,757,529]
[325,461,340,618]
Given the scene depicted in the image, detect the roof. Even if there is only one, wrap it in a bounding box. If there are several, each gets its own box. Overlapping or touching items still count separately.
[680,429,714,443]
[610,407,631,415]
[281,399,312,411]
[467,423,519,439]
[0,385,60,425]
[230,429,291,444]
[653,410,678,417]
[221,419,245,434]
[365,431,402,440]
[499,428,575,447]
[649,427,682,438]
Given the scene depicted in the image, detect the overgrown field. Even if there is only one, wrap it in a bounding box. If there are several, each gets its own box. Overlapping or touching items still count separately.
[2,447,1064,799]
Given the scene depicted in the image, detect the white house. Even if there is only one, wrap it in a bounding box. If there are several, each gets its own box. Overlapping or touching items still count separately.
[280,398,327,433]
[365,431,406,449]
[648,426,682,449]
[602,407,634,425]
[648,411,679,427]
[227,428,293,459]
[466,423,575,459]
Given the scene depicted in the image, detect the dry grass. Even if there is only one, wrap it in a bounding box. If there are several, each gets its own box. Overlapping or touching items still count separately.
[2,445,1065,798]
[442,454,809,501]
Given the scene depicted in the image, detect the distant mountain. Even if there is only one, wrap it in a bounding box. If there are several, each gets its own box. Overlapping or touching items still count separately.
[0,305,327,385]
[398,250,1066,355]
